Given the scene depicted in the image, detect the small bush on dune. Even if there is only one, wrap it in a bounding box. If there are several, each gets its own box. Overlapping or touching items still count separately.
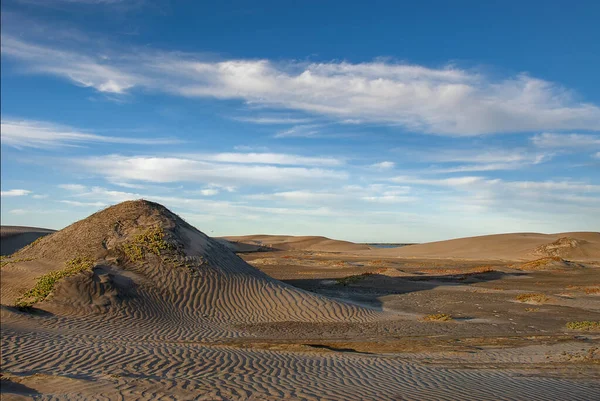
[515,293,549,304]
[565,321,600,331]
[15,256,95,309]
[122,226,174,262]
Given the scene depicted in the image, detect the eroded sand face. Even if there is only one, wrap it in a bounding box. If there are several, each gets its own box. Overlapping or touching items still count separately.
[1,207,599,400]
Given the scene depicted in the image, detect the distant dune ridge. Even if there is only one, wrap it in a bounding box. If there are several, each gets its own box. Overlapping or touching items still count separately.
[221,234,371,252]
[1,200,378,332]
[0,226,55,256]
[381,232,600,261]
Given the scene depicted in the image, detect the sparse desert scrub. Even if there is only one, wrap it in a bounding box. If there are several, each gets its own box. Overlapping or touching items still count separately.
[421,313,453,322]
[565,285,600,294]
[524,308,539,312]
[122,226,174,262]
[515,293,549,304]
[565,321,600,331]
[336,272,374,286]
[15,256,95,309]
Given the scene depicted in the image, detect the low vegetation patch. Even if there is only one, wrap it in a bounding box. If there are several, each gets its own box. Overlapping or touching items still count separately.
[421,313,453,322]
[565,321,600,331]
[0,256,35,268]
[515,293,549,304]
[15,256,95,309]
[122,226,175,262]
[336,272,374,286]
[524,308,539,312]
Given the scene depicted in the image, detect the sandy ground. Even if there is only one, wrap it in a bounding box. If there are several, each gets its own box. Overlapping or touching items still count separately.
[1,205,599,400]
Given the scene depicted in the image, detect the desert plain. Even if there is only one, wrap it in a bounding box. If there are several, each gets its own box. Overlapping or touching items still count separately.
[1,200,599,400]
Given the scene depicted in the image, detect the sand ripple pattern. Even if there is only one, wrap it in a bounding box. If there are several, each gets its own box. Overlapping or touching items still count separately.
[2,324,599,401]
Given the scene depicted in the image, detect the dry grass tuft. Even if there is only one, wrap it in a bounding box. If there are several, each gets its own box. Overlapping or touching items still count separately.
[421,313,453,322]
[515,293,549,304]
[524,308,539,312]
[517,257,563,271]
[565,321,600,331]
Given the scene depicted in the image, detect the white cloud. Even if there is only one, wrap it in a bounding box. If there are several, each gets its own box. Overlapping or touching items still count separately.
[1,118,180,149]
[274,125,321,138]
[531,133,600,148]
[388,175,600,215]
[405,148,553,173]
[233,116,314,124]
[59,200,106,207]
[1,189,31,197]
[74,155,348,186]
[199,188,219,196]
[5,34,598,135]
[32,194,49,199]
[58,184,87,191]
[247,191,343,203]
[371,161,395,169]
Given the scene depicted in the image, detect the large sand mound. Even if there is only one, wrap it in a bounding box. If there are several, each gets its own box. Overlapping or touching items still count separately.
[1,226,55,256]
[1,201,379,339]
[382,232,600,261]
[222,234,371,252]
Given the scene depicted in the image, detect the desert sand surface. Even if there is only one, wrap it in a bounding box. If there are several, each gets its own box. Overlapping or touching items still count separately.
[1,226,55,256]
[1,201,599,400]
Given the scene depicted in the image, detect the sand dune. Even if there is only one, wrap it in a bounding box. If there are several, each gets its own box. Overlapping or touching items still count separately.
[381,232,600,261]
[1,201,380,333]
[222,234,371,252]
[1,226,55,256]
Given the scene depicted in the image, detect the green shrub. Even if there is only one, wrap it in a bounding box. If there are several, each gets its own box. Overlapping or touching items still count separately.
[122,226,174,262]
[15,256,94,309]
[1,256,35,268]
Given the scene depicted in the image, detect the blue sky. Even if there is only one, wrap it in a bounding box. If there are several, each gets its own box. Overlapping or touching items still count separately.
[1,0,599,242]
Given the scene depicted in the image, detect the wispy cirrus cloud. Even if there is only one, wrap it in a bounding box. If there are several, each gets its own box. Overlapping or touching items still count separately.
[73,154,348,186]
[531,132,600,148]
[1,118,181,149]
[233,116,315,125]
[371,161,395,170]
[183,152,343,166]
[3,34,599,135]
[415,148,553,173]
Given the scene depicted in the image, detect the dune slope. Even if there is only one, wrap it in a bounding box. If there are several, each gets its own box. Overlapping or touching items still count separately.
[382,232,600,261]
